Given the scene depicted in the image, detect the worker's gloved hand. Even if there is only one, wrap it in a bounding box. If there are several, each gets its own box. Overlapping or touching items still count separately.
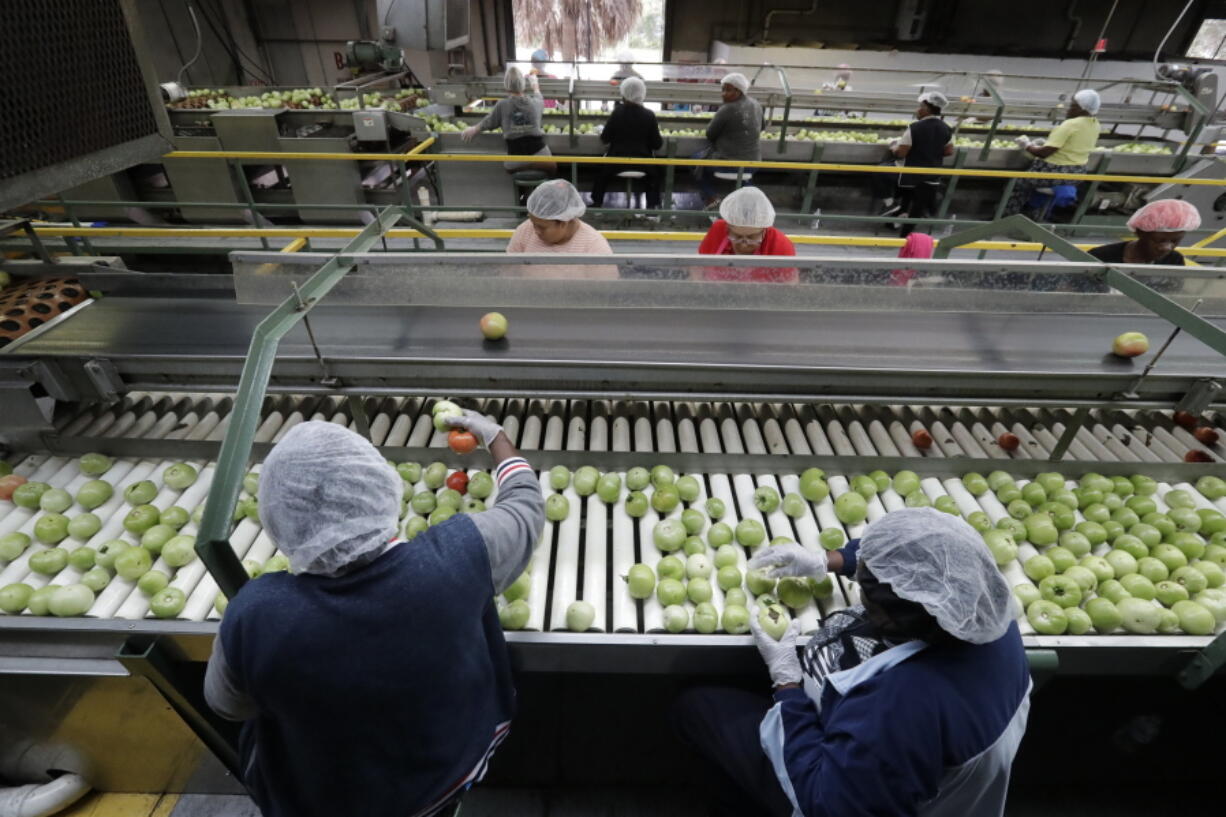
[527,73,541,92]
[446,409,504,448]
[749,608,803,686]
[460,126,480,143]
[748,542,828,581]
[1014,135,1032,149]
[888,138,901,151]
[1031,137,1046,147]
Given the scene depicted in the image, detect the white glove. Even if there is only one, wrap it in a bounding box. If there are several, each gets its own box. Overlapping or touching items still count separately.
[1032,137,1046,147]
[1014,135,1031,148]
[748,542,828,581]
[888,138,901,151]
[461,126,480,143]
[446,409,504,447]
[527,74,541,92]
[750,609,803,686]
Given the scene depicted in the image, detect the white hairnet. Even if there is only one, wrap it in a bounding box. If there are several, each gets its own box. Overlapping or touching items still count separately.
[919,91,949,110]
[719,186,776,229]
[1073,89,1101,115]
[1127,199,1202,233]
[984,69,1004,87]
[721,73,750,93]
[620,76,647,104]
[617,50,635,65]
[527,179,586,221]
[258,421,401,577]
[859,508,1013,644]
[834,63,853,82]
[505,65,527,93]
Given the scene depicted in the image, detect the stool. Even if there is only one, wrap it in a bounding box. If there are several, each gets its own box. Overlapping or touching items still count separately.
[511,170,549,206]
[1028,184,1077,220]
[617,170,647,209]
[713,169,753,190]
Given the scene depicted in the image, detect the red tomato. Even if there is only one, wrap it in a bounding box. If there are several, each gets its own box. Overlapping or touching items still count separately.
[448,430,478,455]
[997,433,1020,452]
[0,474,26,501]
[446,471,470,494]
[1193,426,1219,446]
[1185,450,1213,463]
[1173,411,1198,430]
[911,429,933,450]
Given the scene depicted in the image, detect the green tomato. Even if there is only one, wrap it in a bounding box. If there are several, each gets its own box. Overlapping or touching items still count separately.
[504,571,532,602]
[162,535,197,567]
[95,540,130,570]
[657,555,685,581]
[123,480,158,506]
[722,604,750,634]
[835,492,868,525]
[653,518,687,552]
[0,582,34,613]
[429,506,456,526]
[819,527,846,551]
[114,546,153,580]
[410,491,437,515]
[961,472,989,496]
[626,467,650,491]
[868,470,891,492]
[79,453,113,476]
[159,505,190,530]
[625,564,655,599]
[1165,489,1195,509]
[34,513,70,545]
[687,577,713,604]
[693,602,719,634]
[682,536,705,556]
[75,479,113,510]
[397,462,422,484]
[705,497,726,520]
[676,475,701,503]
[137,569,170,596]
[499,599,530,630]
[707,522,733,547]
[0,532,31,561]
[565,600,596,632]
[12,481,50,509]
[468,471,494,499]
[49,583,95,617]
[263,554,290,573]
[735,519,766,548]
[1034,472,1066,495]
[573,466,600,496]
[67,546,96,571]
[624,490,648,517]
[656,577,686,606]
[39,488,72,513]
[545,494,570,522]
[81,566,111,592]
[436,488,463,511]
[596,473,622,504]
[67,513,101,541]
[850,475,878,499]
[149,586,187,618]
[650,465,676,488]
[1020,483,1047,507]
[140,524,177,554]
[987,471,1014,492]
[26,585,60,616]
[664,604,690,633]
[29,546,69,575]
[681,508,706,535]
[651,484,680,513]
[905,490,932,508]
[123,505,161,535]
[892,470,920,497]
[423,462,448,490]
[966,511,992,534]
[800,470,831,502]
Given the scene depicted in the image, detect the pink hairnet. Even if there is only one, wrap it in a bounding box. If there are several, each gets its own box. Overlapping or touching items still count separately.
[1126,200,1202,233]
[891,233,935,285]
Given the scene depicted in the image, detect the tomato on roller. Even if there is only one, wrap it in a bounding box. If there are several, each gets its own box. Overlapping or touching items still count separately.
[446,471,470,494]
[448,430,479,455]
[0,474,27,501]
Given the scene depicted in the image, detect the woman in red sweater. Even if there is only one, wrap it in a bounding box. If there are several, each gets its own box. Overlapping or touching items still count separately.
[697,187,798,283]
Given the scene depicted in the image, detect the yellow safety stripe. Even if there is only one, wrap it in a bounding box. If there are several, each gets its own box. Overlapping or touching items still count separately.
[29,224,1226,257]
[280,237,308,253]
[57,792,179,817]
[162,149,1226,187]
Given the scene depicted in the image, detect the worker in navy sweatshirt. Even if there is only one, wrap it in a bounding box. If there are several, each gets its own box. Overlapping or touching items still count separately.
[204,413,543,817]
[674,508,1030,817]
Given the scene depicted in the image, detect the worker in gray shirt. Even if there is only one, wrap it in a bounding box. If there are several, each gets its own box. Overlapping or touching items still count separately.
[204,413,543,817]
[463,66,556,174]
[696,72,764,206]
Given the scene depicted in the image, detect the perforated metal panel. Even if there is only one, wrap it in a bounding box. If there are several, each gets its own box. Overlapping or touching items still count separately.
[0,0,170,210]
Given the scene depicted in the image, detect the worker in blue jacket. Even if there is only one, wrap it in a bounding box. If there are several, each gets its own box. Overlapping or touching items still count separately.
[674,507,1029,817]
[204,413,543,817]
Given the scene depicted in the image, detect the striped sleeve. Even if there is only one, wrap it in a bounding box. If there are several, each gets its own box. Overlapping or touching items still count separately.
[495,457,533,486]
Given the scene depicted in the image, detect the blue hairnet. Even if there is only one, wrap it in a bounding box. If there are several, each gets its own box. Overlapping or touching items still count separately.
[859,508,1013,644]
[258,421,401,576]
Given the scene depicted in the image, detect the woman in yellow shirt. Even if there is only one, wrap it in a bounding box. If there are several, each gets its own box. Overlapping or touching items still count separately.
[1004,89,1101,216]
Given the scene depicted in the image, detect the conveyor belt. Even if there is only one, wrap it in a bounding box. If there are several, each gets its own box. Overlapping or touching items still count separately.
[8,298,1226,405]
[2,394,1224,675]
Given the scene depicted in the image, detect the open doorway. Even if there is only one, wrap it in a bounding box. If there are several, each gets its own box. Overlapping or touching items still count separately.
[511,0,665,81]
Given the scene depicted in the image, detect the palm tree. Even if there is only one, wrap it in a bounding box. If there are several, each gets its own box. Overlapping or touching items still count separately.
[513,0,642,61]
